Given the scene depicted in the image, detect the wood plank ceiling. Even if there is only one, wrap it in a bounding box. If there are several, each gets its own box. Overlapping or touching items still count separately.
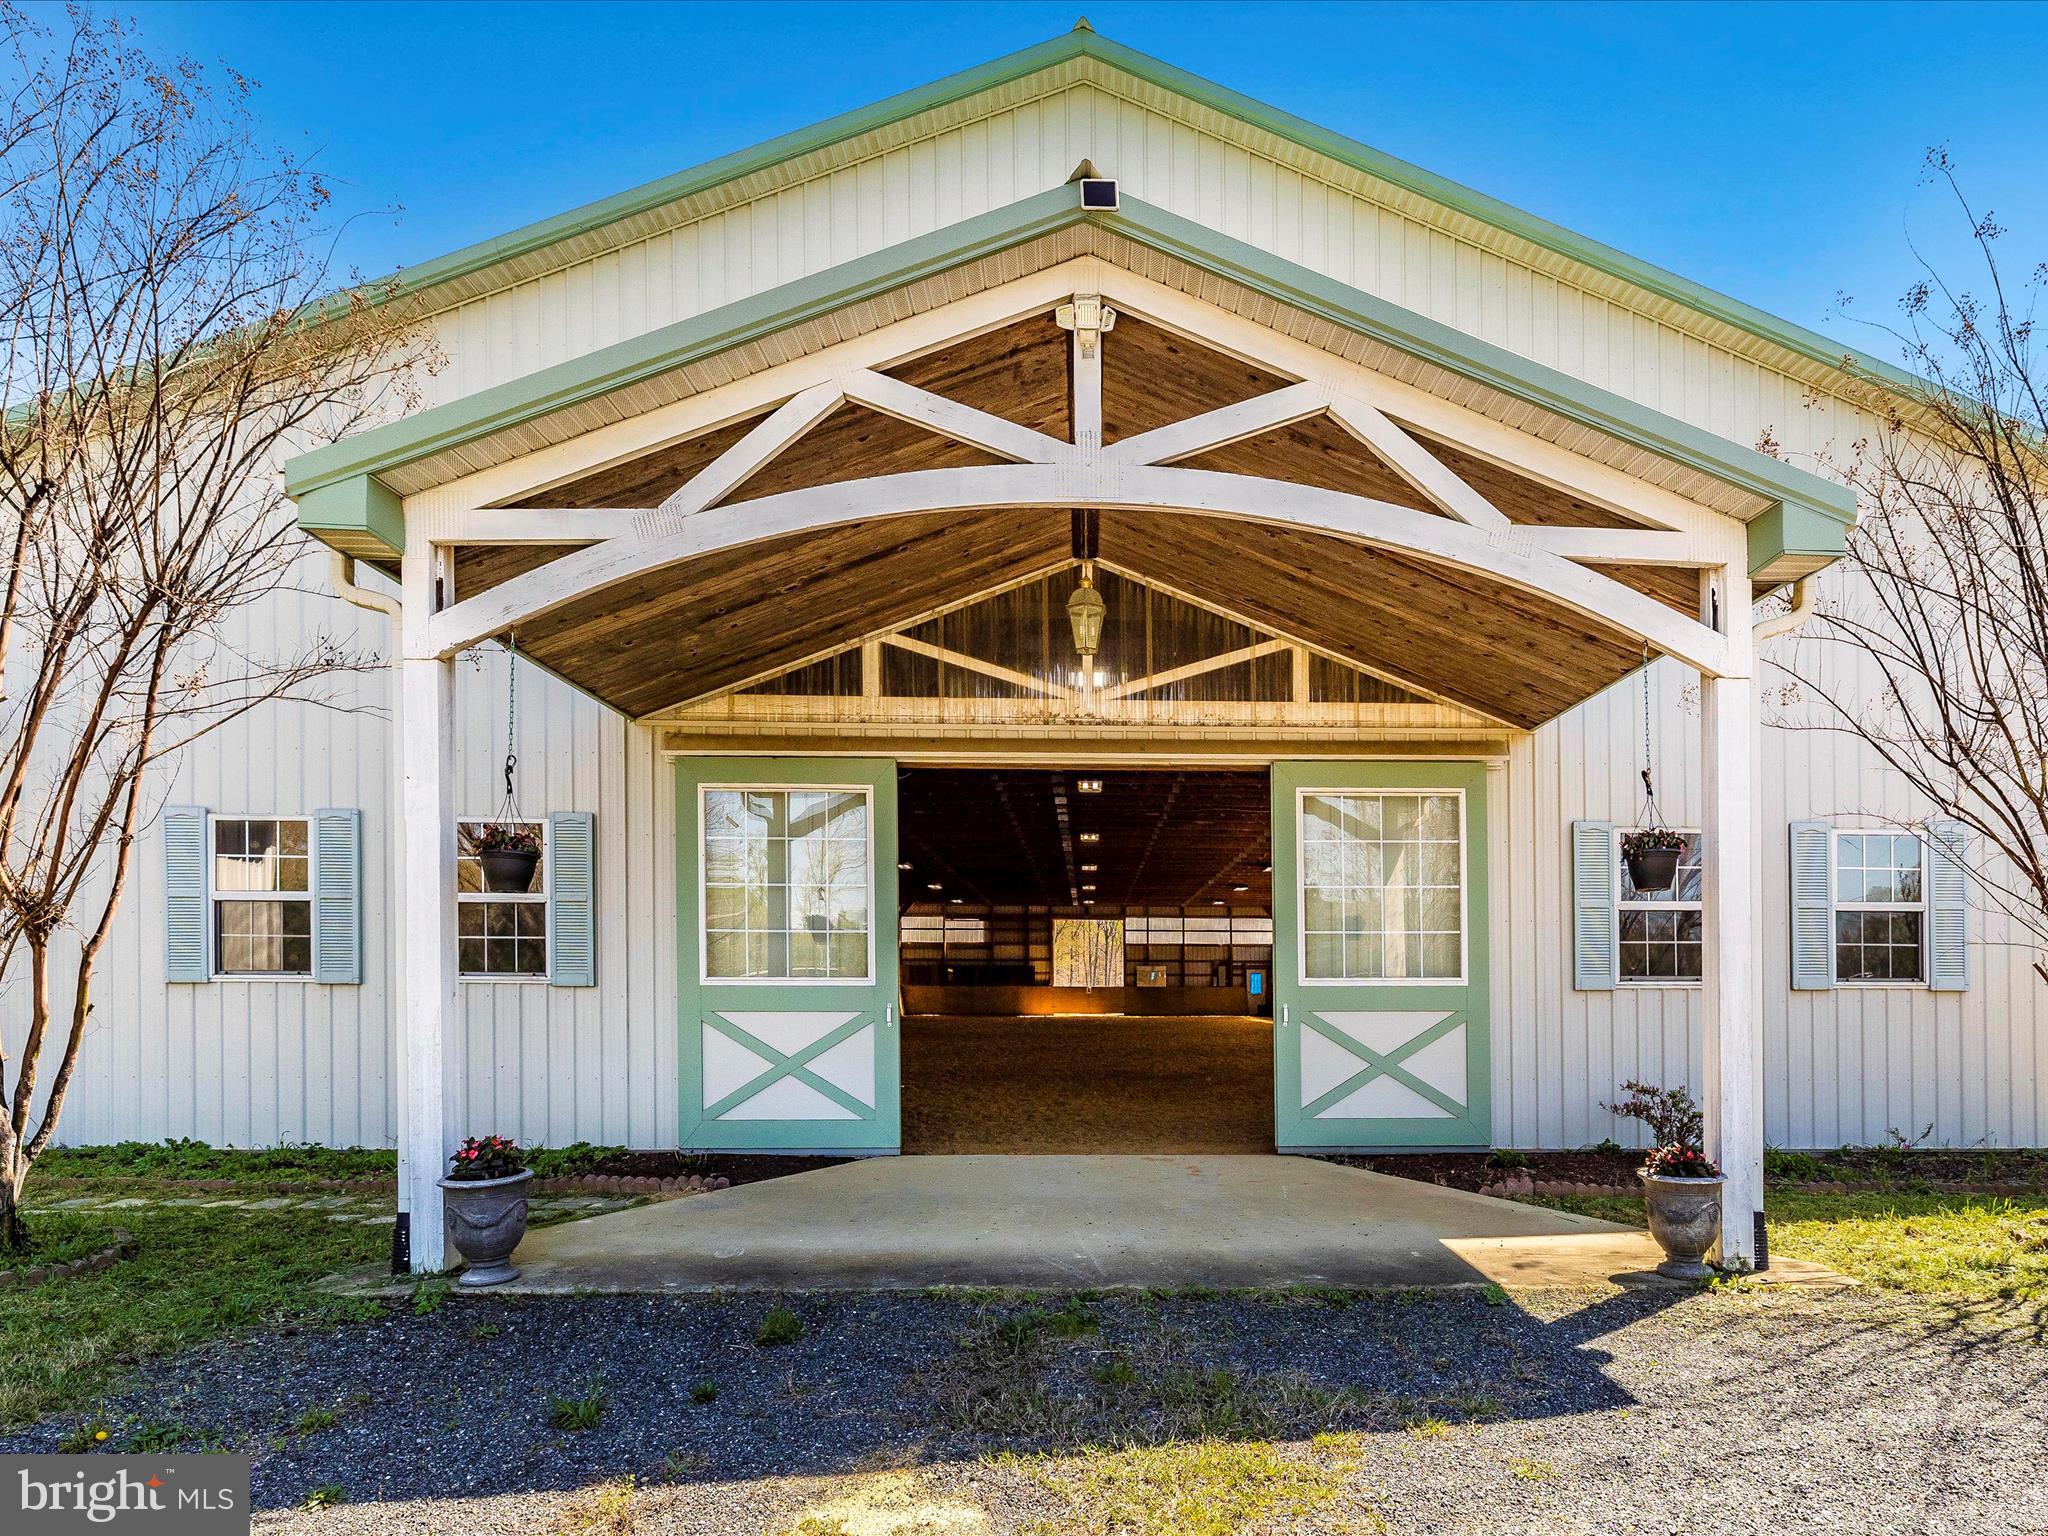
[453,312,1702,725]
[899,767,1272,909]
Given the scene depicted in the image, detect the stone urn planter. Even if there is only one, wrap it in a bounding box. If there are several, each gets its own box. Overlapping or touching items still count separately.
[1639,1145,1724,1280]
[440,1134,531,1287]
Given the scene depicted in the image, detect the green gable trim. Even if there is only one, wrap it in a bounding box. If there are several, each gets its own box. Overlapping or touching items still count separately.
[1748,500,1850,578]
[288,186,1852,569]
[285,185,1086,503]
[1102,197,1858,537]
[295,474,404,559]
[362,26,1914,402]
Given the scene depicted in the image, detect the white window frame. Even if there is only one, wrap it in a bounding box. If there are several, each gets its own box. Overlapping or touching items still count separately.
[1294,785,1469,987]
[1832,827,1928,988]
[207,813,316,980]
[1615,827,1705,988]
[696,783,877,987]
[456,817,549,983]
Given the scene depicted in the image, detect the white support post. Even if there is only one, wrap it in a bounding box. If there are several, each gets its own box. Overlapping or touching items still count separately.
[1700,567,1762,1268]
[398,651,459,1272]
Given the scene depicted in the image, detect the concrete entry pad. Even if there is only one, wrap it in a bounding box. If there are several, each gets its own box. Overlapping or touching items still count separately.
[501,1154,1833,1292]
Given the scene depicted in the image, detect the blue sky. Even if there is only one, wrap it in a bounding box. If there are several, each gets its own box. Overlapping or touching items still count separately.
[73,1,2048,355]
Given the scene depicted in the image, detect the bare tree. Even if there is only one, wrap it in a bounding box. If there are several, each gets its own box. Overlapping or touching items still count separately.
[1773,151,2048,975]
[0,5,430,1248]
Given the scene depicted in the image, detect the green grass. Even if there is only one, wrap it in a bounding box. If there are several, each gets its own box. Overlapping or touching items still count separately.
[754,1303,804,1346]
[549,1380,609,1431]
[0,1211,125,1269]
[34,1140,393,1183]
[1526,1191,2048,1304]
[0,1201,386,1427]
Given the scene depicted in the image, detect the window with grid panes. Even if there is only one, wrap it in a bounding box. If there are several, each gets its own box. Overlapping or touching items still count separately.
[211,816,313,975]
[1834,831,1925,982]
[701,788,871,980]
[1617,830,1704,983]
[457,820,547,978]
[1300,791,1464,981]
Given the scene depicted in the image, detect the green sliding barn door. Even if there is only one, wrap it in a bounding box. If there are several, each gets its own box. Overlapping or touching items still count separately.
[677,759,900,1152]
[1271,761,1491,1150]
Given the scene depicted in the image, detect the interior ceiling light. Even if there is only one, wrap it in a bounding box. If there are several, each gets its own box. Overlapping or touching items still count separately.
[897,861,913,871]
[1080,862,1099,872]
[1078,831,1101,844]
[1211,899,1227,906]
[1233,884,1249,892]
[949,897,964,905]
[1076,777,1103,794]
[927,882,943,891]
[1081,883,1097,892]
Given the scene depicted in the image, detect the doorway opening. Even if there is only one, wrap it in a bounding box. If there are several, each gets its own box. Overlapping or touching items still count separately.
[897,766,1274,1153]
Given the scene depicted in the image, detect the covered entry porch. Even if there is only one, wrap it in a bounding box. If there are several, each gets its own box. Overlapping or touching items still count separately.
[284,187,1856,1273]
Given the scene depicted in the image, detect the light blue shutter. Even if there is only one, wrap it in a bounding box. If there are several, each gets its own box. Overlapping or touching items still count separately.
[548,811,596,987]
[1571,820,1617,990]
[1926,818,1970,992]
[1789,820,1834,991]
[312,808,363,984]
[163,806,209,982]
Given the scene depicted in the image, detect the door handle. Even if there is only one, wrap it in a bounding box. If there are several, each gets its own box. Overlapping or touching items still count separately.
[1281,1004,1290,1027]
[884,1003,895,1028]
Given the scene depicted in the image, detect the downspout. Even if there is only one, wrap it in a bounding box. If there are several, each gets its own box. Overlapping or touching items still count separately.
[1753,576,1817,643]
[330,552,402,622]
[328,551,410,1268]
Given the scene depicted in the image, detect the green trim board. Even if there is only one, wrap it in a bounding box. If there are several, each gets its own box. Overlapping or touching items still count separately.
[353,26,1916,401]
[288,192,1852,581]
[1270,760,1492,1150]
[674,757,901,1153]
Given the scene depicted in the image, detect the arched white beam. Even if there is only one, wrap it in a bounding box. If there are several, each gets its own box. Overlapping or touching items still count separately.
[421,463,1736,676]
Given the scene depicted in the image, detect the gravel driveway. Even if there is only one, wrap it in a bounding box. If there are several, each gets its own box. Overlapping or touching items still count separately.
[5,1285,2042,1534]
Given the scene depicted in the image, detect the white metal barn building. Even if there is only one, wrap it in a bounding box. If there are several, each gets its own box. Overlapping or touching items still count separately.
[14,26,2042,1270]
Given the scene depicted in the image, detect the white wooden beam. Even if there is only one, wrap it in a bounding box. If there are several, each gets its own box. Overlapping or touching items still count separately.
[1323,393,1510,532]
[1701,568,1762,1269]
[425,461,1737,677]
[397,651,457,1274]
[641,379,844,540]
[1100,637,1292,702]
[1060,293,1107,453]
[840,368,1074,464]
[1105,381,1327,465]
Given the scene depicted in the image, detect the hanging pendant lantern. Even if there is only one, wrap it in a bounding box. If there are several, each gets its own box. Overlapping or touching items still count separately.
[1066,562,1106,665]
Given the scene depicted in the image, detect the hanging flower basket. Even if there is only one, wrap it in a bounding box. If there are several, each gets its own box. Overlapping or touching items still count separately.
[475,823,541,893]
[1621,828,1685,893]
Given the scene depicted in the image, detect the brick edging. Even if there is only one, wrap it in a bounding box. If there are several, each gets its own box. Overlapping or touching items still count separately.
[1479,1176,2046,1200]
[0,1228,134,1288]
